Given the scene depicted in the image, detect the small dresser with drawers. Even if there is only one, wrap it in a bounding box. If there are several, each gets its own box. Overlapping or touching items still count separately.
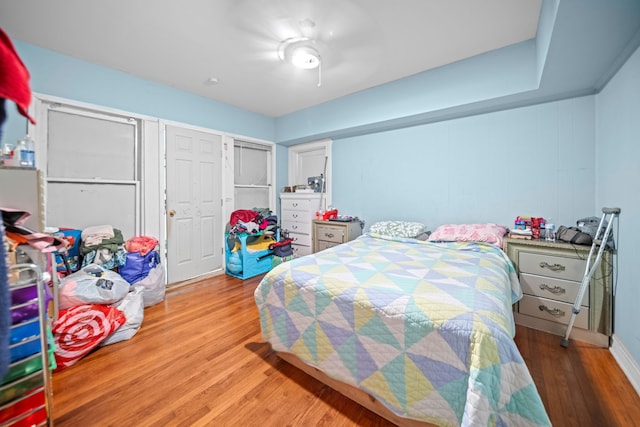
[312,220,363,253]
[503,237,612,347]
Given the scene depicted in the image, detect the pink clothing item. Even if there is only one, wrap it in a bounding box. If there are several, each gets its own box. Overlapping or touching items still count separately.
[125,236,159,256]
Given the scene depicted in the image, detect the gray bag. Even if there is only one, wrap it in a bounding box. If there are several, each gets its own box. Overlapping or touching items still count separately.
[577,216,615,249]
[556,226,592,246]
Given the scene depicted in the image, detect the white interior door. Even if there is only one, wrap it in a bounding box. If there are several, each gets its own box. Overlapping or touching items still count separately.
[166,125,222,283]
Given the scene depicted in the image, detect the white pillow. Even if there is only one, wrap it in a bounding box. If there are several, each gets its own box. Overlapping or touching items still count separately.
[369,221,427,238]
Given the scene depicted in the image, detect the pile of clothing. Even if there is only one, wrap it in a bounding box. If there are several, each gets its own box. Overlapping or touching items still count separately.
[80,225,126,270]
[228,209,277,235]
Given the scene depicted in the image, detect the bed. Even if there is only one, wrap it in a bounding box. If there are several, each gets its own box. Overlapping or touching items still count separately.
[254,224,551,427]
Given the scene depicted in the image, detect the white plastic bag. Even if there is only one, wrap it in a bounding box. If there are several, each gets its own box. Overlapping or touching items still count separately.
[58,264,130,310]
[101,285,145,346]
[132,264,165,307]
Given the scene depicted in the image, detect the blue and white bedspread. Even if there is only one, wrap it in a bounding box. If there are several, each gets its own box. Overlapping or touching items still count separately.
[254,234,551,427]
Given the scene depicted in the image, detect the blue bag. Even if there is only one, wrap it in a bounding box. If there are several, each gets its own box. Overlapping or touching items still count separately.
[120,250,160,284]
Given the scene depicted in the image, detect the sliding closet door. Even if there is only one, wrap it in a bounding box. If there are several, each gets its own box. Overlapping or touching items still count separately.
[233,139,274,211]
[43,104,140,239]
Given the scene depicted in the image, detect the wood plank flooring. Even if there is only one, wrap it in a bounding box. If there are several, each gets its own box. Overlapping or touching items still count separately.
[51,273,640,426]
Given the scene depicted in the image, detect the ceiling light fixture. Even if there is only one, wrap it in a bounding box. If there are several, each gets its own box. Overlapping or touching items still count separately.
[278,37,322,87]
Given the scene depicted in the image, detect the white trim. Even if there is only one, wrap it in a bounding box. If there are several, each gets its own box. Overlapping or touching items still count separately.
[30,92,157,121]
[288,138,332,208]
[610,334,640,397]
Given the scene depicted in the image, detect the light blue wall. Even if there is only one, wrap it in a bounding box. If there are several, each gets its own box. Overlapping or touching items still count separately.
[275,39,538,146]
[2,40,275,147]
[332,96,596,231]
[596,45,640,366]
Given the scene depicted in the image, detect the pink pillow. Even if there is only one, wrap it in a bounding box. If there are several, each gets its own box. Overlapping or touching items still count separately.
[428,223,509,248]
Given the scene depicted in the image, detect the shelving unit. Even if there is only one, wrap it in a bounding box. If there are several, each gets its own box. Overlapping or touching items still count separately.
[225,231,279,280]
[1,263,54,426]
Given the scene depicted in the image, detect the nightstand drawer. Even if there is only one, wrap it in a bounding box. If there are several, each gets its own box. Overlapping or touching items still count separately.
[519,295,589,329]
[519,252,586,282]
[315,224,345,244]
[317,240,338,251]
[520,273,588,306]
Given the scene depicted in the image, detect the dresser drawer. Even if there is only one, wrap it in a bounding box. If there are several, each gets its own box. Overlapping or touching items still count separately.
[292,244,312,257]
[281,198,312,212]
[519,252,586,282]
[315,224,345,244]
[520,273,588,306]
[282,220,311,235]
[282,210,309,222]
[519,295,589,329]
[288,232,311,247]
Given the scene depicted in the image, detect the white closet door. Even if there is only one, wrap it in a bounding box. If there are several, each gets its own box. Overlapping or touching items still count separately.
[166,125,222,284]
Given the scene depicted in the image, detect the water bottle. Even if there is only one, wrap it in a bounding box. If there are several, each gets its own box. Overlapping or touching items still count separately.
[20,135,35,168]
[14,139,26,167]
[545,223,556,242]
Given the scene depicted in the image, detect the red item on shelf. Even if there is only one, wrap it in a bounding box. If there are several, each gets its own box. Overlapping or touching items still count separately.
[321,209,338,220]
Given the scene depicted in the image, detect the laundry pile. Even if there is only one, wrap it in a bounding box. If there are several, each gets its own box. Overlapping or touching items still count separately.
[49,225,164,371]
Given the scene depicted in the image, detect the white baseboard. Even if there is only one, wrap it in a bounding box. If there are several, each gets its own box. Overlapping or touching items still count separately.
[610,334,640,397]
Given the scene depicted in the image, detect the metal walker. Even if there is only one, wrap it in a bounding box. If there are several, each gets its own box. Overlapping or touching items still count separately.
[561,207,620,348]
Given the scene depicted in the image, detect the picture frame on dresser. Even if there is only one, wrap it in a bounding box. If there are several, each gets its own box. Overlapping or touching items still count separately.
[503,237,613,348]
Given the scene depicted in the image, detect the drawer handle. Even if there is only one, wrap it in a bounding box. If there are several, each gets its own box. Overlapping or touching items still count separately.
[293,203,298,207]
[539,284,566,295]
[538,304,565,318]
[293,214,299,218]
[292,225,298,230]
[324,233,334,238]
[539,262,566,272]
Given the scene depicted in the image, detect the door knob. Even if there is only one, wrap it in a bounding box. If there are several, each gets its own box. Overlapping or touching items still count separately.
[169,209,176,217]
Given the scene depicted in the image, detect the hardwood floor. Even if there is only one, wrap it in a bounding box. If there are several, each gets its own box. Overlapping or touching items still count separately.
[51,273,640,426]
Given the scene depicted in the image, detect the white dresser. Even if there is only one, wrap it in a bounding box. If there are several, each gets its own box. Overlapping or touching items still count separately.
[503,237,612,347]
[280,193,325,257]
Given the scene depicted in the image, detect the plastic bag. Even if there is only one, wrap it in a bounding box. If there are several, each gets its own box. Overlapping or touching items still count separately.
[101,285,144,346]
[132,264,165,307]
[52,304,126,371]
[58,264,130,310]
[120,250,160,284]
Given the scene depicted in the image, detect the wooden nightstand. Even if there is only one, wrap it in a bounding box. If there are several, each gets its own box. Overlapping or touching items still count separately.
[312,220,363,253]
[503,237,612,347]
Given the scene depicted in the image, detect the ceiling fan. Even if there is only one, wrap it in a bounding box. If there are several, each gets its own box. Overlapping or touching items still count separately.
[225,0,383,90]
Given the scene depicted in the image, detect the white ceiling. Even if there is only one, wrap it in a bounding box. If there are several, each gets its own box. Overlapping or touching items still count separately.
[0,0,541,118]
